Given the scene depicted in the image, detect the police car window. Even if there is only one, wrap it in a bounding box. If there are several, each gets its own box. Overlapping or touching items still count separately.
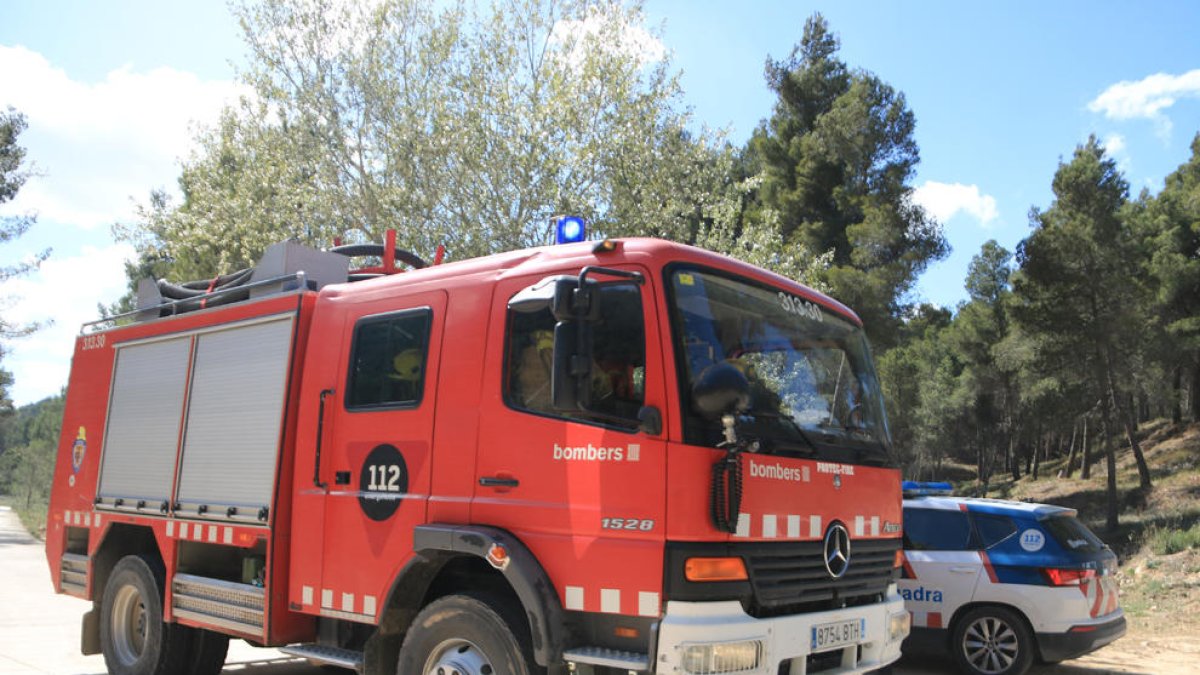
[1043,515,1105,553]
[346,309,432,409]
[506,283,646,425]
[903,509,972,551]
[972,513,1018,549]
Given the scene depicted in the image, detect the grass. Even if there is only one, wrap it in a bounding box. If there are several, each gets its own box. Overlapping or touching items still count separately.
[1146,522,1200,555]
[0,493,48,539]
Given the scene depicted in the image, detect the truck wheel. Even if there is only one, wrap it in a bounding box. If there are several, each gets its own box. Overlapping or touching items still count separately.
[100,555,190,675]
[951,606,1034,675]
[397,593,540,675]
[184,628,229,675]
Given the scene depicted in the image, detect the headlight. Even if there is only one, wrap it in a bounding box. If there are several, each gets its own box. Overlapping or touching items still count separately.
[681,639,764,673]
[889,611,912,643]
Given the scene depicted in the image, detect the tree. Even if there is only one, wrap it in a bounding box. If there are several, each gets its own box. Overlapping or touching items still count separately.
[743,14,947,349]
[1011,136,1152,531]
[120,0,823,288]
[0,107,48,410]
[1134,134,1200,422]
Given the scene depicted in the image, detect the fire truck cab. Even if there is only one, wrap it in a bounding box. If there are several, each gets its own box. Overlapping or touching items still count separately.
[46,237,909,675]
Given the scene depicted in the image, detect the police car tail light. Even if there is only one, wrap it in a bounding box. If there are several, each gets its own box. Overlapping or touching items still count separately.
[1043,567,1096,586]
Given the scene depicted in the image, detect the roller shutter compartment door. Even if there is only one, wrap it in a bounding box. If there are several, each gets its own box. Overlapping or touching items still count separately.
[98,337,191,504]
[177,317,296,516]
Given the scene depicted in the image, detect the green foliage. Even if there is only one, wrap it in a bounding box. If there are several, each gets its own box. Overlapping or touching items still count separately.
[744,14,947,349]
[120,0,821,286]
[1146,522,1200,556]
[0,394,64,536]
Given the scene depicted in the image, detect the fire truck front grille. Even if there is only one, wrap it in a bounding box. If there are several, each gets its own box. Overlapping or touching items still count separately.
[743,538,900,617]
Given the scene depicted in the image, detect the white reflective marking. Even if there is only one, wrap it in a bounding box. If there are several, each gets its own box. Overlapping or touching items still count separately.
[854,516,865,537]
[179,523,189,539]
[565,586,584,611]
[762,515,778,539]
[224,527,233,545]
[342,593,354,612]
[208,525,217,543]
[600,589,620,614]
[94,514,101,529]
[363,595,377,617]
[787,515,801,539]
[810,515,822,538]
[734,513,751,538]
[638,592,659,617]
[302,586,313,606]
[167,522,174,537]
[84,513,91,527]
[871,516,880,537]
[322,589,333,609]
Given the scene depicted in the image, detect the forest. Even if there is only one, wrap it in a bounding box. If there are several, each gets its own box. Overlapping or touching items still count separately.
[1,2,1198,535]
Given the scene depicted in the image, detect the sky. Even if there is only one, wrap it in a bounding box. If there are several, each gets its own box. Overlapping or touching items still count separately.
[1,0,1199,406]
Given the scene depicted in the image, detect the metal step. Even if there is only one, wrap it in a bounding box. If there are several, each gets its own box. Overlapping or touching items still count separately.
[172,573,265,635]
[60,553,88,595]
[279,644,364,672]
[563,646,650,671]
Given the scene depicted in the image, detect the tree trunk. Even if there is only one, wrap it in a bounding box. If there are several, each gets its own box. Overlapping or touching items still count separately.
[1192,359,1200,421]
[1101,347,1152,489]
[1010,434,1021,481]
[1081,415,1092,480]
[1172,366,1183,425]
[1100,398,1120,532]
[1065,420,1078,478]
[1032,433,1042,480]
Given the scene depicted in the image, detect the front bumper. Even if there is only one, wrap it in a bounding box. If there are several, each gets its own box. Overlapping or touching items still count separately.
[656,591,908,674]
[1036,611,1126,663]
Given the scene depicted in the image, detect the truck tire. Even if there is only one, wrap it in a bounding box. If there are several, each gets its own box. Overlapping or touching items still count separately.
[184,628,229,675]
[397,593,541,675]
[99,555,191,675]
[951,606,1035,675]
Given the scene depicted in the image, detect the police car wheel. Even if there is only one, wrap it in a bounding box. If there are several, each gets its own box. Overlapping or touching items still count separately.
[397,592,542,675]
[951,606,1034,675]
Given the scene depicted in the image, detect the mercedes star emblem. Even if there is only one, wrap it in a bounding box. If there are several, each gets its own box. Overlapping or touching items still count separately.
[823,522,852,578]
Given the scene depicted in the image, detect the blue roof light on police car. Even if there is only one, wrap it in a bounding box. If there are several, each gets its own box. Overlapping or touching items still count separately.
[555,215,586,244]
[901,481,953,497]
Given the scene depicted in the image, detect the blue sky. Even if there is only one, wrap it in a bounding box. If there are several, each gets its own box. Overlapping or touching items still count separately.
[1,0,1199,405]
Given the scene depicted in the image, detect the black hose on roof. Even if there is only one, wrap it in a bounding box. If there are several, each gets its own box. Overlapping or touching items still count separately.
[329,243,428,270]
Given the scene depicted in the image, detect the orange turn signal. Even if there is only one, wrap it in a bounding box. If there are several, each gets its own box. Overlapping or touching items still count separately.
[894,550,904,568]
[685,557,748,582]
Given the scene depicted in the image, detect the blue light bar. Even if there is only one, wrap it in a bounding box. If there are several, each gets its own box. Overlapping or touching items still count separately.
[902,481,953,497]
[556,215,586,244]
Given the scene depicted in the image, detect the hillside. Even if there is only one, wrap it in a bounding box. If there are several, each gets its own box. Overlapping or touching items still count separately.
[964,420,1200,640]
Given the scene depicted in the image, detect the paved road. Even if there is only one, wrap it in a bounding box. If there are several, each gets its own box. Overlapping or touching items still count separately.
[0,505,321,675]
[2,505,1157,675]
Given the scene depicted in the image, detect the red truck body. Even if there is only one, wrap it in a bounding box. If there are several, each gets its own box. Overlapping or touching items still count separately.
[46,237,908,675]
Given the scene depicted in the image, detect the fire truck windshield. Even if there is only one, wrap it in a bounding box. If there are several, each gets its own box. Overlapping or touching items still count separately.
[669,268,895,466]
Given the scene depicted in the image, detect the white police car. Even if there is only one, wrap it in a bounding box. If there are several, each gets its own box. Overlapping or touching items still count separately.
[898,482,1125,675]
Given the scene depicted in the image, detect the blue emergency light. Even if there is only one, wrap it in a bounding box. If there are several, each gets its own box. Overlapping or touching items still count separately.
[556,216,586,244]
[901,481,954,497]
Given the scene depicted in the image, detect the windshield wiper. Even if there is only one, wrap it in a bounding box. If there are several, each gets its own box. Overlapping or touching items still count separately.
[747,410,820,456]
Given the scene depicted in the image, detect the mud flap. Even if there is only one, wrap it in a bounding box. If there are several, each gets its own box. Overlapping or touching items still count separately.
[81,608,100,655]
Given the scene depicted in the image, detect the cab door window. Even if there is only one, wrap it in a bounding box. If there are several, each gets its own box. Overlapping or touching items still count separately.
[346,309,432,409]
[505,283,646,426]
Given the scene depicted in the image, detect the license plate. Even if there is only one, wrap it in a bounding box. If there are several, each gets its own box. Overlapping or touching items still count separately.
[811,619,864,652]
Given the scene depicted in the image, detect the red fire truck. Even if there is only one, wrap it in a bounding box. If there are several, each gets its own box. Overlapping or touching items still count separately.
[45,235,909,675]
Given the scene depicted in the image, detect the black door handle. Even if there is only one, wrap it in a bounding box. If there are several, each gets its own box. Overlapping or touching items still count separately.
[479,476,520,488]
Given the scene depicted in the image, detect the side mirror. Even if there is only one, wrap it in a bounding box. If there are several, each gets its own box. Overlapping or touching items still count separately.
[551,320,593,411]
[691,362,750,420]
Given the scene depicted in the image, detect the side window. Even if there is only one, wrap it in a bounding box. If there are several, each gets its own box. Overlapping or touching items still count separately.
[903,508,973,551]
[973,513,1018,549]
[506,283,646,425]
[346,309,432,409]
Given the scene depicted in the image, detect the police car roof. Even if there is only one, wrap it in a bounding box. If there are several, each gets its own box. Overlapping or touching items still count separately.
[904,494,1075,520]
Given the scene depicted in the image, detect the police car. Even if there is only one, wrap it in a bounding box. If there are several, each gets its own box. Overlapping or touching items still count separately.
[898,482,1125,675]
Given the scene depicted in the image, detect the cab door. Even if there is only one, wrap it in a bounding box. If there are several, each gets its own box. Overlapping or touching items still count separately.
[315,290,447,622]
[471,266,670,619]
